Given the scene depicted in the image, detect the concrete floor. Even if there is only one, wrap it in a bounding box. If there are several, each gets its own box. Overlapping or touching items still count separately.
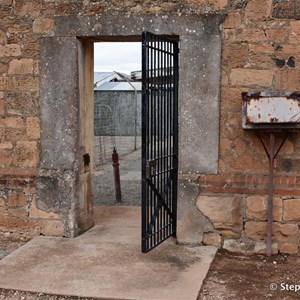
[0,206,217,300]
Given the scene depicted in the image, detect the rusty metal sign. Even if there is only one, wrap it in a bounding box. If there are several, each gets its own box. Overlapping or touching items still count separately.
[242,92,300,130]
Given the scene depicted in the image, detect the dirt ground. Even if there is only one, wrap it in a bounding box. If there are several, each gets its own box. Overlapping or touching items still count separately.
[198,249,300,300]
[1,240,300,300]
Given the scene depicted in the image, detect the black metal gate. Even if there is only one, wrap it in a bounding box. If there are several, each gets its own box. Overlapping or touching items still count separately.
[141,32,179,253]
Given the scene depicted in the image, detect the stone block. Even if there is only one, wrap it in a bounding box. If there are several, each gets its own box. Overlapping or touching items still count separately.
[222,43,248,68]
[8,190,28,208]
[0,150,13,166]
[33,18,55,33]
[289,21,300,44]
[40,37,79,170]
[230,69,273,87]
[0,142,13,149]
[273,223,299,243]
[275,70,300,91]
[5,129,26,142]
[246,196,282,222]
[17,77,39,92]
[224,238,278,255]
[0,44,21,57]
[223,12,241,29]
[244,221,267,241]
[0,196,5,206]
[202,232,223,248]
[281,44,300,55]
[265,28,287,43]
[0,213,39,234]
[196,195,243,232]
[37,171,75,214]
[187,0,228,9]
[223,239,255,254]
[220,229,241,239]
[14,2,39,17]
[220,88,245,113]
[29,196,60,219]
[8,59,33,74]
[9,208,28,218]
[283,198,300,221]
[279,139,294,155]
[272,1,300,19]
[279,243,299,255]
[249,44,274,54]
[177,179,214,244]
[0,127,4,141]
[210,0,228,9]
[0,31,6,45]
[225,28,266,43]
[0,0,13,5]
[254,242,279,255]
[0,99,4,115]
[227,155,267,173]
[13,141,39,167]
[249,54,276,69]
[0,77,17,91]
[26,117,40,140]
[0,117,24,129]
[245,0,272,20]
[39,219,64,236]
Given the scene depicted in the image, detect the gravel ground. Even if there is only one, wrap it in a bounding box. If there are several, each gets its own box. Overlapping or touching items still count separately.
[93,149,141,206]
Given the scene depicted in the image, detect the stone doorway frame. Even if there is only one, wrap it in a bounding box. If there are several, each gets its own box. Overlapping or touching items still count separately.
[37,14,224,242]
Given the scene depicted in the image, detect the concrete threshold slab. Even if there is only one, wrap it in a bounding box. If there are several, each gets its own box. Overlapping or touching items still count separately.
[0,206,217,300]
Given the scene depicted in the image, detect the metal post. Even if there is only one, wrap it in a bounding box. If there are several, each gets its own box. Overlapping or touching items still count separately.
[112,147,122,203]
[267,133,275,256]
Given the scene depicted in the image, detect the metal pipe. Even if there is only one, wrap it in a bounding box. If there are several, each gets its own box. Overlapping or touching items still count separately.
[112,147,122,203]
[266,133,275,256]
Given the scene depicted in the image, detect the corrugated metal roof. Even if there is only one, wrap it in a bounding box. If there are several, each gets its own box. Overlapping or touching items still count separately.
[94,82,142,91]
[94,71,132,87]
[94,72,115,84]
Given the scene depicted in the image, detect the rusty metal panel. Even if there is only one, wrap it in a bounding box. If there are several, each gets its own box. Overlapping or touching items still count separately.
[242,92,300,130]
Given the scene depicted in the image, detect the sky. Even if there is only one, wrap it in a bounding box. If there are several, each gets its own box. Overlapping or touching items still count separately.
[94,42,141,75]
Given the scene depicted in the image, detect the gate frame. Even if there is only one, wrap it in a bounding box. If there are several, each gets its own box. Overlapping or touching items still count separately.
[141,31,179,252]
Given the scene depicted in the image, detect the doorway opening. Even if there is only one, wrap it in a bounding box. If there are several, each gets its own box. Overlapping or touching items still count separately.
[92,41,142,207]
[76,33,180,251]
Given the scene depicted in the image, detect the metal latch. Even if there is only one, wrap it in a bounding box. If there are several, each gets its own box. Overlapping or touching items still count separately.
[146,160,156,179]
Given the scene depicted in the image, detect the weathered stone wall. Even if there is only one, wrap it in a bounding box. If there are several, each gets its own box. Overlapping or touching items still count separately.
[1,0,300,254]
[198,0,300,255]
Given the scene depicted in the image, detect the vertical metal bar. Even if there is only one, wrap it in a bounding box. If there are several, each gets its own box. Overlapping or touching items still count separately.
[156,41,161,242]
[167,42,172,236]
[165,41,168,237]
[149,34,153,249]
[151,35,156,248]
[141,32,147,252]
[267,132,275,256]
[172,41,179,237]
[162,40,166,240]
[147,34,153,250]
